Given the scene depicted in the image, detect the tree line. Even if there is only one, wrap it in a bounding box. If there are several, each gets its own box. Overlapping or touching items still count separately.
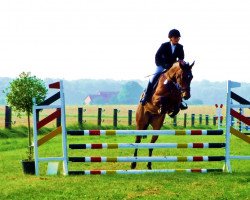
[1,77,250,105]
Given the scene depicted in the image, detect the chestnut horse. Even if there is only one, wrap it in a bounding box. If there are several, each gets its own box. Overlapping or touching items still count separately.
[131,60,195,170]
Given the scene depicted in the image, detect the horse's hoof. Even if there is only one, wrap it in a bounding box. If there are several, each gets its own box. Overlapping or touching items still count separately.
[147,163,152,170]
[131,162,137,169]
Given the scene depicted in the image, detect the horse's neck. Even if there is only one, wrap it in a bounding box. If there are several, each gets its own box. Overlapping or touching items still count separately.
[155,68,178,94]
[151,66,182,112]
[164,67,177,82]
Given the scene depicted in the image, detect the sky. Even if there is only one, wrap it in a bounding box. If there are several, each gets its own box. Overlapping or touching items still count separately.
[0,0,250,82]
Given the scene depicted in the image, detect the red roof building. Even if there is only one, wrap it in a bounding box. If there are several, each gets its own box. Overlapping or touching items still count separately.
[84,91,119,105]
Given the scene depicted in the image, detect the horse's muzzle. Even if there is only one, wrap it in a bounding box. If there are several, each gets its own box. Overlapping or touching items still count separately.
[182,91,191,100]
[181,86,191,100]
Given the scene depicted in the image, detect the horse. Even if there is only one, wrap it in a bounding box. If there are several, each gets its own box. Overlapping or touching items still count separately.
[131,60,195,170]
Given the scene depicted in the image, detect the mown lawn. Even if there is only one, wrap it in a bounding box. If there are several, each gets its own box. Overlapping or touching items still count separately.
[0,125,250,200]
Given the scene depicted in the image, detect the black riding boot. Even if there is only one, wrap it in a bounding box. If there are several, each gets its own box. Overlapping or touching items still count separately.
[140,70,163,106]
[140,82,153,106]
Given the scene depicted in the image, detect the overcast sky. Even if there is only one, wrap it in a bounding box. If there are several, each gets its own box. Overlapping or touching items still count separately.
[0,0,250,83]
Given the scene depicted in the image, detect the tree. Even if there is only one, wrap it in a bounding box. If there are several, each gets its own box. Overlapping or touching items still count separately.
[117,81,143,104]
[4,72,47,160]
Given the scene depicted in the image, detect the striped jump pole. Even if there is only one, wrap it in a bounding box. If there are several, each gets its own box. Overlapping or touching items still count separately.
[68,129,225,174]
[67,129,223,136]
[69,143,226,149]
[69,168,223,175]
[68,156,225,163]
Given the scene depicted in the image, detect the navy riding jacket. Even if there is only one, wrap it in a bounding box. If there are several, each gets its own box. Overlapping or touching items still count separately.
[155,42,184,69]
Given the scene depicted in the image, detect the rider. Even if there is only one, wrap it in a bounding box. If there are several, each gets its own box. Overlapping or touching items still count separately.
[140,29,188,110]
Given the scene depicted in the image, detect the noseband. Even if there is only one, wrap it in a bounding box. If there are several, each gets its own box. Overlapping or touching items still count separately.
[181,85,191,93]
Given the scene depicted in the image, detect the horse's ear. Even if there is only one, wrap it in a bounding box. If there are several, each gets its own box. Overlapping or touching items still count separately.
[189,61,195,69]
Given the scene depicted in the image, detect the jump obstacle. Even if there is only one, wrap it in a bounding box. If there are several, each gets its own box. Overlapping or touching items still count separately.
[224,80,250,172]
[32,80,250,175]
[33,81,68,175]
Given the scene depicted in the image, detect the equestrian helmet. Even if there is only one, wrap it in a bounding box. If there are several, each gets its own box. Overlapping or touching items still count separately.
[168,29,181,38]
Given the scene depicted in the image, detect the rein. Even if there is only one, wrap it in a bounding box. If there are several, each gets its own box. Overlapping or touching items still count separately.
[144,69,167,79]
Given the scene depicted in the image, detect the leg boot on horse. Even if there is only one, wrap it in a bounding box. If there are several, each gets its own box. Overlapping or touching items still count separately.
[146,135,159,170]
[130,136,142,169]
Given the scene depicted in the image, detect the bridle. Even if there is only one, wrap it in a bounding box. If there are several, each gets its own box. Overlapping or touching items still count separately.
[164,68,192,95]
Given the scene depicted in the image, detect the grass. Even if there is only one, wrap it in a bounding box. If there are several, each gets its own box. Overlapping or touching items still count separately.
[0,124,250,199]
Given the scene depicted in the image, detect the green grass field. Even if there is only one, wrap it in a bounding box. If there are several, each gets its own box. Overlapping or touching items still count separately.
[0,124,250,200]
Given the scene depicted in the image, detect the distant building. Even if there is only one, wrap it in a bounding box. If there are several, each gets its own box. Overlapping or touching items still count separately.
[84,91,119,105]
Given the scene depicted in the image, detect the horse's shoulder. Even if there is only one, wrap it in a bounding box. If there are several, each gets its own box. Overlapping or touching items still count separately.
[144,102,159,115]
[154,75,168,93]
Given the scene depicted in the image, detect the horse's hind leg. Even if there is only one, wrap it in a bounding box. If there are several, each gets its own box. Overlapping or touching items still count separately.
[147,135,159,170]
[147,115,165,170]
[132,103,150,169]
[131,136,142,169]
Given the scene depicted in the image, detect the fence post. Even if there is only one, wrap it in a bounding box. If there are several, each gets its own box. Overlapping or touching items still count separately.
[78,107,83,128]
[191,114,195,127]
[220,117,223,126]
[184,113,187,128]
[173,116,177,127]
[97,108,102,126]
[199,114,202,125]
[231,116,234,126]
[239,108,242,132]
[206,115,209,125]
[213,116,216,126]
[113,109,118,128]
[128,110,132,126]
[56,108,61,127]
[5,106,12,129]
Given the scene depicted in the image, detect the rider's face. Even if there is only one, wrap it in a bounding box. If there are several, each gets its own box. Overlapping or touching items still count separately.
[170,37,180,45]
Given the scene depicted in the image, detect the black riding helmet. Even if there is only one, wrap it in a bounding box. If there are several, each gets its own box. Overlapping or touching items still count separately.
[168,29,181,38]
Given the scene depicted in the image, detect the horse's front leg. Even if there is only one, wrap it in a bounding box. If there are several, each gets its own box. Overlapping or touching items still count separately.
[147,135,159,170]
[131,136,142,169]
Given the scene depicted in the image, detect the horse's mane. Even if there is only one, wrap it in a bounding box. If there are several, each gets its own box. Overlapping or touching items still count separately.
[169,61,182,71]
